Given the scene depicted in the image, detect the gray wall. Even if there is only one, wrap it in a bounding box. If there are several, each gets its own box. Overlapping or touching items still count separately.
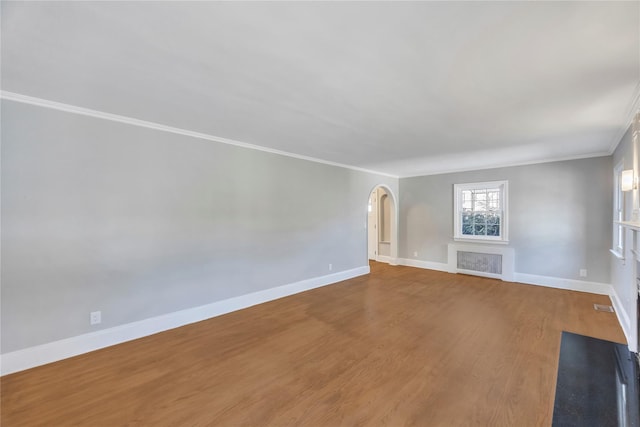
[400,157,612,283]
[1,100,397,353]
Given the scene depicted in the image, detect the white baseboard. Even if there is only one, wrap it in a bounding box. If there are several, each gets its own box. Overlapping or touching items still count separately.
[397,258,449,272]
[399,259,614,295]
[513,273,612,296]
[1,266,369,376]
[375,255,400,266]
[376,255,391,264]
[609,286,634,352]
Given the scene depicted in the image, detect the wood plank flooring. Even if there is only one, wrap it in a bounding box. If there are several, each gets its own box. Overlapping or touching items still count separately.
[1,262,626,426]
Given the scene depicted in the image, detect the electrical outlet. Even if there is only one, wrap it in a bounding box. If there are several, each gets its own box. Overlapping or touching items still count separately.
[329,264,333,271]
[579,269,587,278]
[90,311,101,325]
[413,251,418,257]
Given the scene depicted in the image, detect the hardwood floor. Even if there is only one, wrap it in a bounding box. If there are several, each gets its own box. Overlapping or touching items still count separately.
[1,262,626,426]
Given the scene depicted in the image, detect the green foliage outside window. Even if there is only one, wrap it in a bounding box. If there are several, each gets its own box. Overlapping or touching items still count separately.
[461,188,501,237]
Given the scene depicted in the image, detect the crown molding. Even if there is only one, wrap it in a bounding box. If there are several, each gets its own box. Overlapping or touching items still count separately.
[608,81,640,154]
[398,151,611,178]
[0,91,398,179]
[3,89,628,179]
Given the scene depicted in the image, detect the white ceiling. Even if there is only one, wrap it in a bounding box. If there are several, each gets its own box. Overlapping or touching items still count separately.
[2,1,639,177]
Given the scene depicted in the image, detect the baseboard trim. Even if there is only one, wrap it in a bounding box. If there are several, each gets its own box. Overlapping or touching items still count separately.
[397,258,449,272]
[609,286,634,352]
[0,91,398,179]
[399,259,613,296]
[399,260,614,296]
[376,255,391,264]
[513,273,612,296]
[0,266,369,376]
[376,255,400,266]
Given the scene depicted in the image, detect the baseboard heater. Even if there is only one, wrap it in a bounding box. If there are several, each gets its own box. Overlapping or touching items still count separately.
[447,243,514,281]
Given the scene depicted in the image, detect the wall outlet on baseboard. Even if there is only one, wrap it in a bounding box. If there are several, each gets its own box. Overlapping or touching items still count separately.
[329,264,332,271]
[90,311,101,325]
[414,251,418,257]
[579,269,587,278]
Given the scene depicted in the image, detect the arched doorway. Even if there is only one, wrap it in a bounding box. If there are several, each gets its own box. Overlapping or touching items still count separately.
[367,185,398,265]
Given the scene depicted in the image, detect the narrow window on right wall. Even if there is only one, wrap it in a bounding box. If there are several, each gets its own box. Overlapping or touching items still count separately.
[612,160,625,257]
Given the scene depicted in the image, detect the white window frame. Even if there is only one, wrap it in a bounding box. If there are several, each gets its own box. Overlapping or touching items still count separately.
[612,160,625,258]
[454,180,509,244]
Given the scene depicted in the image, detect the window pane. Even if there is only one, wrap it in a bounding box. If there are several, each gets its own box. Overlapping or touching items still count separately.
[474,191,486,212]
[474,223,486,235]
[462,213,473,235]
[487,225,500,236]
[487,191,500,210]
[486,213,500,225]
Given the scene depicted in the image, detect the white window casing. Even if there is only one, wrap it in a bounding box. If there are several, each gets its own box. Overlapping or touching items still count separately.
[453,180,509,244]
[612,160,625,258]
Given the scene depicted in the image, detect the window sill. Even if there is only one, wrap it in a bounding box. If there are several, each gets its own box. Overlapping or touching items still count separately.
[617,221,640,231]
[610,249,625,260]
[454,238,509,245]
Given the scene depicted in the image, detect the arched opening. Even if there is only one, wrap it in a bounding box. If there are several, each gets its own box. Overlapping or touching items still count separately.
[367,185,398,265]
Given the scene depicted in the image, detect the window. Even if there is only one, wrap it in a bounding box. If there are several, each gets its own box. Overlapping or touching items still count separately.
[454,181,508,243]
[612,161,625,257]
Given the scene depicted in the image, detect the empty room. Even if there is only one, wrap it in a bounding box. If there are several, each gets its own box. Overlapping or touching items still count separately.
[2,1,640,426]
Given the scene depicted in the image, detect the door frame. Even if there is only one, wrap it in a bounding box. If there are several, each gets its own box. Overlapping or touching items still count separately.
[367,184,398,266]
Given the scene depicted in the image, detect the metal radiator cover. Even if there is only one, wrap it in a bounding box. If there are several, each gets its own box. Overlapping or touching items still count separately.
[457,251,503,274]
